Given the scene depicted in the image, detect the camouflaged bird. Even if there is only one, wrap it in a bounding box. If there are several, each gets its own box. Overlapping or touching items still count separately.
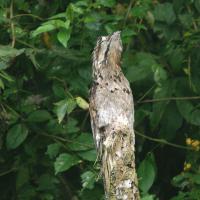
[89,31,140,200]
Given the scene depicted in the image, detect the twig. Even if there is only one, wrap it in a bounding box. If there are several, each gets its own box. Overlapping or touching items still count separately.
[80,111,89,131]
[135,130,192,150]
[48,76,73,98]
[40,132,93,149]
[16,38,39,50]
[136,84,156,103]
[58,176,74,199]
[123,0,136,51]
[123,0,135,28]
[137,96,200,104]
[10,0,15,47]
[0,168,17,176]
[40,132,68,142]
[186,5,198,31]
[188,56,191,88]
[12,13,44,21]
[137,18,144,33]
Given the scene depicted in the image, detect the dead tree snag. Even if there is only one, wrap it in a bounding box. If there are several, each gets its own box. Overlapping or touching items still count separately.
[89,31,140,200]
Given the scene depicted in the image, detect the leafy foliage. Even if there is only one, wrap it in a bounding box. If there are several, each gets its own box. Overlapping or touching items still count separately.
[0,0,200,199]
[138,153,156,194]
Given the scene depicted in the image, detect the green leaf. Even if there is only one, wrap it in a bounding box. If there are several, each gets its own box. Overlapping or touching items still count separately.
[166,48,184,72]
[195,0,200,12]
[52,82,65,98]
[69,3,84,14]
[16,166,29,190]
[54,153,80,174]
[67,98,77,114]
[54,98,76,123]
[27,110,51,122]
[122,29,137,38]
[81,171,96,189]
[75,96,89,110]
[46,143,61,159]
[80,186,104,200]
[121,29,137,44]
[0,78,4,89]
[32,24,56,37]
[141,194,155,200]
[6,124,28,149]
[57,28,71,48]
[0,71,14,82]
[54,99,68,123]
[153,3,176,24]
[160,103,183,140]
[69,133,94,151]
[152,64,168,85]
[135,106,151,127]
[173,0,185,12]
[66,117,79,133]
[125,52,156,82]
[78,150,97,161]
[150,81,172,129]
[37,174,58,191]
[190,174,200,185]
[146,11,155,27]
[0,9,9,23]
[138,153,156,193]
[25,49,40,69]
[176,100,200,126]
[45,119,65,134]
[96,0,116,7]
[131,5,148,18]
[32,20,67,37]
[178,14,193,29]
[5,105,20,124]
[17,185,36,199]
[0,45,24,58]
[48,12,66,20]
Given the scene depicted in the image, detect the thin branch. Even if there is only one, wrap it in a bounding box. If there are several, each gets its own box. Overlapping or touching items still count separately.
[10,0,15,47]
[40,132,68,142]
[123,0,135,28]
[12,13,44,21]
[48,76,74,98]
[136,84,156,103]
[53,138,69,150]
[80,111,89,131]
[58,176,74,199]
[0,168,17,177]
[186,5,198,31]
[137,96,200,104]
[16,38,39,50]
[188,56,192,88]
[40,132,93,149]
[135,130,192,150]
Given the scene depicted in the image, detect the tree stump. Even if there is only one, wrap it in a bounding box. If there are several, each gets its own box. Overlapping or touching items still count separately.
[89,31,140,200]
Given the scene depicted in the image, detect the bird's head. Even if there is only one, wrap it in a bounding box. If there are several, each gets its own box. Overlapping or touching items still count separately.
[92,31,123,69]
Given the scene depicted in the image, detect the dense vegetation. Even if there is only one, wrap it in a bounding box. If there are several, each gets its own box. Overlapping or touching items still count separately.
[0,0,200,199]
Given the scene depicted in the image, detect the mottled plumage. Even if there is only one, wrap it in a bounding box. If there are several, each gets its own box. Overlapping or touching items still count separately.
[90,32,133,153]
[89,31,140,200]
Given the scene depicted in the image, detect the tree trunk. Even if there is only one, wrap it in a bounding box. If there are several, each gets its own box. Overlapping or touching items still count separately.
[89,31,140,200]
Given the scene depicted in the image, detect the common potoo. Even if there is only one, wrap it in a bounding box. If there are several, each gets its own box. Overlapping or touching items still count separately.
[90,32,140,200]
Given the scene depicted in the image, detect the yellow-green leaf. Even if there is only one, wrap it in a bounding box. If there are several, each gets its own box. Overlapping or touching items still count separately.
[75,97,89,110]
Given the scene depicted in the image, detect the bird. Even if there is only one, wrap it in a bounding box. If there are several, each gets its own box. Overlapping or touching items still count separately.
[89,31,139,199]
[90,31,134,154]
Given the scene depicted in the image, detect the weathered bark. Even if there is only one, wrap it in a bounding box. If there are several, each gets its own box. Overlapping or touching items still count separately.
[89,31,140,200]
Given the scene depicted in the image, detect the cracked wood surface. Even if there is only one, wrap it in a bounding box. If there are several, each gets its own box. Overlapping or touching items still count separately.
[89,31,140,200]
